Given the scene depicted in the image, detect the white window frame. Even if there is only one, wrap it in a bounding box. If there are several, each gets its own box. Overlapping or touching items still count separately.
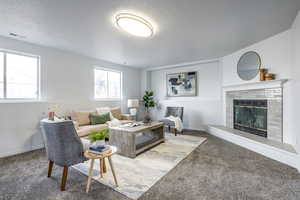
[0,49,41,101]
[94,67,122,101]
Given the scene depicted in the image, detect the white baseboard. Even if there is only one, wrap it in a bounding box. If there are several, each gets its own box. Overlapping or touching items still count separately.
[208,125,300,172]
[0,144,44,158]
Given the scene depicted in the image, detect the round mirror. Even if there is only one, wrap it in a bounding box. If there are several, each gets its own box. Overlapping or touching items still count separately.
[237,51,261,80]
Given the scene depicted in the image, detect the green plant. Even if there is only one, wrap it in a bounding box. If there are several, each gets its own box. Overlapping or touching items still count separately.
[88,129,110,143]
[143,90,155,112]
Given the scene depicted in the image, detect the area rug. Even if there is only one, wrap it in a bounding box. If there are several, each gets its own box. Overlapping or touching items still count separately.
[73,133,206,199]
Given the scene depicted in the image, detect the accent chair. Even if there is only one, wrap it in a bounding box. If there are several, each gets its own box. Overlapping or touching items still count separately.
[40,119,87,191]
[160,106,184,136]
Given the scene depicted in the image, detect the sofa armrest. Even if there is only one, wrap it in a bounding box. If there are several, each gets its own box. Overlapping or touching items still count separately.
[121,114,134,120]
[72,120,80,130]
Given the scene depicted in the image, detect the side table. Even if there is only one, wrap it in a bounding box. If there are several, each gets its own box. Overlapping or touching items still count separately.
[84,145,118,193]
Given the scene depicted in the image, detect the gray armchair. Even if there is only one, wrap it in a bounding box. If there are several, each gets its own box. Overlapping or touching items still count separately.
[40,119,87,191]
[160,107,184,136]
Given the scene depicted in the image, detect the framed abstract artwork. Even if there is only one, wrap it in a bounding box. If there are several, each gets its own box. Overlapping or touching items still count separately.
[166,71,197,97]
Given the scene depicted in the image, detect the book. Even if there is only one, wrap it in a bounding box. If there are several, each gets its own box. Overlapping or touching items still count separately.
[88,148,111,155]
[88,145,111,155]
[89,145,106,152]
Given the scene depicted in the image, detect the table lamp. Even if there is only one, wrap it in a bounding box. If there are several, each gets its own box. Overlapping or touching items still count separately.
[127,99,139,116]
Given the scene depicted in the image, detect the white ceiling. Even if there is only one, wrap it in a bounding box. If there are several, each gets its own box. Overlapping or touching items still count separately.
[0,0,299,68]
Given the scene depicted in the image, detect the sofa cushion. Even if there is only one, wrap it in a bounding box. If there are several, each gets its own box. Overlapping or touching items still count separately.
[110,107,122,120]
[71,111,95,126]
[77,124,108,137]
[96,107,111,115]
[90,113,110,125]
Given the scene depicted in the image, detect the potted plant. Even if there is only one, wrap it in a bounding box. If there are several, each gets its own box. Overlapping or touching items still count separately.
[142,90,156,123]
[88,129,110,146]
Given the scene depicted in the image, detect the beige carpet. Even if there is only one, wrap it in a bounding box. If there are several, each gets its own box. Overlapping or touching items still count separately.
[73,133,206,199]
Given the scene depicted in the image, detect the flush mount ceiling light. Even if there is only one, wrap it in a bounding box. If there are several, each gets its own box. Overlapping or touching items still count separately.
[115,13,154,37]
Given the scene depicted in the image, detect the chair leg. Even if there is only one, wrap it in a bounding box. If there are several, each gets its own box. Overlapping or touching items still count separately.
[47,160,54,177]
[103,158,107,173]
[60,167,68,191]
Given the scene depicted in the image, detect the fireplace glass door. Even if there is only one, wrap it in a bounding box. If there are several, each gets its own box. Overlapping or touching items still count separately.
[234,99,267,137]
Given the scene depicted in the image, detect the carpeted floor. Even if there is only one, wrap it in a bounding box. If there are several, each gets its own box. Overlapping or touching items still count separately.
[1,131,300,200]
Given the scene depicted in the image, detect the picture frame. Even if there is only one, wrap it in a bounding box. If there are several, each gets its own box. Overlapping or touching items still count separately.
[166,71,197,97]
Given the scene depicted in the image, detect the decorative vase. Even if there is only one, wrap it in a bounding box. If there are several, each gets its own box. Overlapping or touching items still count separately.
[259,68,267,81]
[143,111,152,124]
[48,112,55,121]
[95,139,105,146]
[265,73,275,81]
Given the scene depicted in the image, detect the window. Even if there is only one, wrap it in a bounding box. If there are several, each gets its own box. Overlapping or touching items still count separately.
[94,68,121,99]
[0,50,40,100]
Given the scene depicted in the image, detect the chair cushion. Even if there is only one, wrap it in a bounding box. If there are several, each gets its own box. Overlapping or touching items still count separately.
[71,111,95,126]
[77,124,108,137]
[90,113,110,125]
[110,107,122,120]
[160,119,175,126]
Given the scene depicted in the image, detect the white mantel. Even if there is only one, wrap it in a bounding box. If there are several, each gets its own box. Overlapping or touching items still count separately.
[223,79,288,92]
[222,79,288,127]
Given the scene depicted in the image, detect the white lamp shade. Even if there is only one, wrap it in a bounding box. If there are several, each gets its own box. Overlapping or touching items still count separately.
[128,99,139,108]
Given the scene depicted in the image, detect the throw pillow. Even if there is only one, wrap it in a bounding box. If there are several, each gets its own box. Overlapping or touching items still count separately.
[72,111,95,126]
[110,107,122,120]
[90,113,110,125]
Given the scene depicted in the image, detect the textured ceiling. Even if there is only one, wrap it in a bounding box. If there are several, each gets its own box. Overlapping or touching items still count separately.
[0,0,299,68]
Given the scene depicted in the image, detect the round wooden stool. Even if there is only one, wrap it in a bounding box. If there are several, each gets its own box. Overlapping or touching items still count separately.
[84,145,118,193]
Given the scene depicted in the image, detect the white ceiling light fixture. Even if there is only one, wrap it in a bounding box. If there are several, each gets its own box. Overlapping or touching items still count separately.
[115,13,154,38]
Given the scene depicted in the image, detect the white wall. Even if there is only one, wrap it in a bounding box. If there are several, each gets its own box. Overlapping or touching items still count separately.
[149,61,222,131]
[291,11,300,157]
[0,36,141,158]
[221,30,294,145]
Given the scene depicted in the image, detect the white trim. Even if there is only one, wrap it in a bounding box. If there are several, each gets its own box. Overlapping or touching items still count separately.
[94,66,122,73]
[0,49,41,100]
[0,48,39,58]
[222,79,288,127]
[94,98,122,102]
[222,79,288,92]
[0,99,47,104]
[0,143,44,158]
[3,52,6,98]
[146,58,220,71]
[208,125,300,172]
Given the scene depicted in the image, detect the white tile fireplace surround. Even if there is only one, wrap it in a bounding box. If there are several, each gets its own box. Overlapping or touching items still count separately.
[226,88,282,142]
[208,79,300,171]
[223,79,288,142]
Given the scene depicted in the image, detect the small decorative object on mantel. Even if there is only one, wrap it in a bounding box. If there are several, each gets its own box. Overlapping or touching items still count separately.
[259,68,268,81]
[264,73,276,81]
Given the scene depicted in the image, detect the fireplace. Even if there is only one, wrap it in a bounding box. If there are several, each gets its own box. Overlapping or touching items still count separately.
[233,99,267,137]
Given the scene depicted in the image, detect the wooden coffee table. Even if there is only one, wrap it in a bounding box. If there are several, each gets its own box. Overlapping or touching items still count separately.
[109,121,165,158]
